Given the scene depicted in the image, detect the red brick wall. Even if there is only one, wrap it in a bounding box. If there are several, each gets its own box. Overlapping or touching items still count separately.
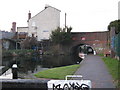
[71,31,109,54]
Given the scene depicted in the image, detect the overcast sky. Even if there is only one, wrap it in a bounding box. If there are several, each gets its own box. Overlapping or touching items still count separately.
[0,0,119,32]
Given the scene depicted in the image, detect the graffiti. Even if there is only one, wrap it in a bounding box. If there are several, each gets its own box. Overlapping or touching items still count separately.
[53,82,90,90]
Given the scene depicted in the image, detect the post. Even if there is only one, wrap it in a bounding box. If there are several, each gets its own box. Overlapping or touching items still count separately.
[16,32,18,50]
[65,13,67,29]
[12,64,18,79]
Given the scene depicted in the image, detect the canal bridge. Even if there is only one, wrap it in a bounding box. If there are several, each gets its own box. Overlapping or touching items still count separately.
[70,31,109,54]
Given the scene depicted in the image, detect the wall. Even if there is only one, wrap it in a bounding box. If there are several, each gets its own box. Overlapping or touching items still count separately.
[71,31,109,54]
[1,79,48,90]
[17,27,28,33]
[109,27,120,58]
[114,32,120,59]
[2,39,16,50]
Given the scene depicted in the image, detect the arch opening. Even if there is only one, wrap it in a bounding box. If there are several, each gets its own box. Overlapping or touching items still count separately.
[70,44,96,61]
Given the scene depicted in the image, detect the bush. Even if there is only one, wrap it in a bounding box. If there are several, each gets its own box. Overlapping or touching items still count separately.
[50,27,72,45]
[2,49,35,57]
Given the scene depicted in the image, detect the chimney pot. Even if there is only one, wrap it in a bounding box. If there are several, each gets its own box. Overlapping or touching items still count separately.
[11,22,16,32]
[45,4,49,9]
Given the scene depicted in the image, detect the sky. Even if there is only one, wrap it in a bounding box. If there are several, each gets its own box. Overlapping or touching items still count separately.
[0,0,119,32]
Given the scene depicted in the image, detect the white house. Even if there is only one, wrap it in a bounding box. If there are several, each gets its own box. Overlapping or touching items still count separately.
[28,5,61,41]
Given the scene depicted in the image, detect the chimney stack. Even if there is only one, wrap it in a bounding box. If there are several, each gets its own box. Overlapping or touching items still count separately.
[28,11,31,22]
[45,4,49,9]
[11,22,16,32]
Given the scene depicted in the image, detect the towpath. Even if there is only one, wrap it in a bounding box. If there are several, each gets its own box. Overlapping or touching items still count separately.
[74,55,115,88]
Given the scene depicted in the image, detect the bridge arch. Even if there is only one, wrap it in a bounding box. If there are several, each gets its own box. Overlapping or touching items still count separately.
[70,43,95,57]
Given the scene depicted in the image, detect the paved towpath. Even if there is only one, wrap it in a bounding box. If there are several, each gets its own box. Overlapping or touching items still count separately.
[74,55,115,88]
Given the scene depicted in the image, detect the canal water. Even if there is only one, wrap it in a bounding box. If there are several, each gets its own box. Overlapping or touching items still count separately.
[2,55,82,79]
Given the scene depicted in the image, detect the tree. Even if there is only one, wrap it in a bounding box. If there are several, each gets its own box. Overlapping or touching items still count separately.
[50,27,72,45]
[108,20,120,34]
[67,26,72,33]
[21,37,38,49]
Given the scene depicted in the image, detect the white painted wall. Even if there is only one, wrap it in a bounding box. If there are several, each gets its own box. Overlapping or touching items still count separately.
[28,6,60,41]
[17,27,28,33]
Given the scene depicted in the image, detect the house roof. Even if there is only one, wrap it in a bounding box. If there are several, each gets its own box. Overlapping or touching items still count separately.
[30,5,61,20]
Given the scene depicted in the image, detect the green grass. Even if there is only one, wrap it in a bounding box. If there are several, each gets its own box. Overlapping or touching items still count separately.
[102,57,119,87]
[99,53,104,57]
[34,64,80,79]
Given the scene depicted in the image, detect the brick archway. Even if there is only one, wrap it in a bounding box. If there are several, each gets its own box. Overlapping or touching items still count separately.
[71,31,109,54]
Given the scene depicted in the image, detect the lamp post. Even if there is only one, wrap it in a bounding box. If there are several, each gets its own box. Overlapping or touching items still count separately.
[64,13,67,32]
[16,32,18,50]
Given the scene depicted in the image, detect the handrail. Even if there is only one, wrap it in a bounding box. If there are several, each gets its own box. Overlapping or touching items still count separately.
[65,75,83,80]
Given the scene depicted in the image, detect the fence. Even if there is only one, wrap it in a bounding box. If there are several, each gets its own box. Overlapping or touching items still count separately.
[115,32,120,58]
[111,32,120,59]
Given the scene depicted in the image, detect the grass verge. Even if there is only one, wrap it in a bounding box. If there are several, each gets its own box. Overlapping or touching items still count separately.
[34,64,80,79]
[102,57,119,87]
